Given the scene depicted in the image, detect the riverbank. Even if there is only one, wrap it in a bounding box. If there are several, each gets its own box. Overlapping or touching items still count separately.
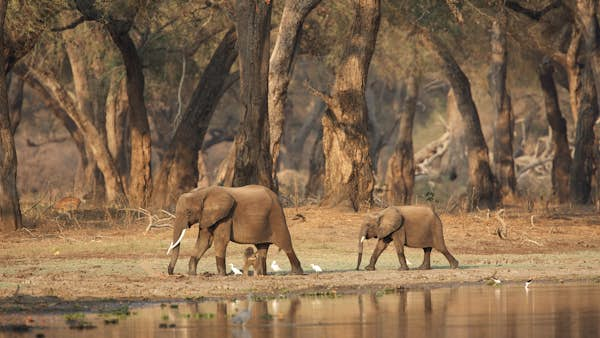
[1,205,600,312]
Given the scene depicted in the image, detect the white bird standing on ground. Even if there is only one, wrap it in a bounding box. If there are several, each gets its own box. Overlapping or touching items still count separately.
[311,264,322,274]
[230,264,243,275]
[271,260,281,272]
[525,279,533,289]
[232,294,253,327]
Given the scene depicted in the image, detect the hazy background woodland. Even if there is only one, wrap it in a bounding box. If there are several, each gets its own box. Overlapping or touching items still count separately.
[1,0,599,231]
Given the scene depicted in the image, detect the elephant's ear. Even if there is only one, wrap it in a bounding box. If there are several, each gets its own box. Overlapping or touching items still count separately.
[199,188,235,229]
[375,208,404,238]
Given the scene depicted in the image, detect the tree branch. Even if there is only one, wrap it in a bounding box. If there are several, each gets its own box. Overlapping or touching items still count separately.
[51,16,86,32]
[505,0,562,21]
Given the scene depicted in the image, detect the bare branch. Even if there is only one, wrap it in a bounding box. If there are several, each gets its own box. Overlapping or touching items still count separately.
[505,0,562,21]
[303,81,335,108]
[51,16,86,32]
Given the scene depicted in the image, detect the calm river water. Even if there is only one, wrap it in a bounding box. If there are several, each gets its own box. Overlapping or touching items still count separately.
[1,282,599,338]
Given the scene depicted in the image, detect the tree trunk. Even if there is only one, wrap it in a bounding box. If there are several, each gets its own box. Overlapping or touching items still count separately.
[25,66,128,205]
[62,27,106,201]
[538,58,571,203]
[231,0,275,190]
[569,60,599,204]
[105,72,129,178]
[0,0,21,231]
[440,89,467,182]
[305,123,324,199]
[316,0,379,210]
[488,14,516,203]
[269,0,322,185]
[153,28,237,208]
[8,75,23,133]
[107,25,152,207]
[576,0,600,90]
[420,31,497,210]
[385,73,418,205]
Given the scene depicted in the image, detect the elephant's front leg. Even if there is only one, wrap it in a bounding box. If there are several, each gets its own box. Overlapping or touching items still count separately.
[188,228,213,276]
[365,238,390,271]
[213,220,231,276]
[392,232,409,270]
[254,243,270,275]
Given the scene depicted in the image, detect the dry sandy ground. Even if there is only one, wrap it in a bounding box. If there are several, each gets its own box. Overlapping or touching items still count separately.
[1,205,600,312]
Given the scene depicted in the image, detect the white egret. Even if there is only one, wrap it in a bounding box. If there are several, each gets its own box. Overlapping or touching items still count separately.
[271,260,282,272]
[311,264,322,273]
[232,294,253,326]
[230,264,243,275]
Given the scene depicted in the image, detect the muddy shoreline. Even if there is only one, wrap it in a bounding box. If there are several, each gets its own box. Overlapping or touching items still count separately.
[2,206,600,314]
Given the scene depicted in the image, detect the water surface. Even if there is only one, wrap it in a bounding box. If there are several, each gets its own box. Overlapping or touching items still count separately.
[1,282,599,338]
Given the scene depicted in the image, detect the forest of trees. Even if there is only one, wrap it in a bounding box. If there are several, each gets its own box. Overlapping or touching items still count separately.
[1,0,599,232]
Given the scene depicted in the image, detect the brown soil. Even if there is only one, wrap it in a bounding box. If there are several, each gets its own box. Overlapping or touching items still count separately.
[1,205,600,312]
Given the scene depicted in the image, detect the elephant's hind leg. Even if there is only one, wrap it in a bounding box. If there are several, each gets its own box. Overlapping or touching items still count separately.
[439,248,459,269]
[188,229,213,275]
[255,243,270,275]
[417,247,432,270]
[284,249,303,274]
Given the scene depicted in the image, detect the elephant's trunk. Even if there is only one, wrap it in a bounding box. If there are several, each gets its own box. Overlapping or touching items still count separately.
[356,226,367,270]
[167,219,187,275]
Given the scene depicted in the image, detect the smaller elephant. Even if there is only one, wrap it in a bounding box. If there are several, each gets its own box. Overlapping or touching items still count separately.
[356,206,458,271]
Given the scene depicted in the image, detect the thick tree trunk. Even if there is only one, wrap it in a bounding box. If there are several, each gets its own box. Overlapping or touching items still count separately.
[269,0,322,184]
[107,26,152,207]
[440,89,467,181]
[538,59,571,203]
[565,27,600,204]
[153,28,237,208]
[231,0,275,189]
[316,0,379,210]
[26,66,127,205]
[0,0,21,231]
[488,15,516,203]
[105,72,129,178]
[385,73,418,205]
[421,31,497,210]
[569,62,599,204]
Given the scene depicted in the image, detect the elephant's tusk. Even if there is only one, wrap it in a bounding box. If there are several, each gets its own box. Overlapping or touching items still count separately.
[166,228,187,255]
[360,236,366,243]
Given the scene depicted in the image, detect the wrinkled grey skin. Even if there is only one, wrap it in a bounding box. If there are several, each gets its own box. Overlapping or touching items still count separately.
[167,185,303,276]
[356,206,459,271]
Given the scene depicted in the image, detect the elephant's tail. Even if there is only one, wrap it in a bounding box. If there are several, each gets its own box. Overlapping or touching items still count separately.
[167,228,187,255]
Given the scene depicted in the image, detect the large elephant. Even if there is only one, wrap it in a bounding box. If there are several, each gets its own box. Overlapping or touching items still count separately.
[356,206,458,271]
[167,185,303,276]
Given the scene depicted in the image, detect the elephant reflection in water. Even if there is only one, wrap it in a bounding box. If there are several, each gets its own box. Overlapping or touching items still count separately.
[358,288,459,337]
